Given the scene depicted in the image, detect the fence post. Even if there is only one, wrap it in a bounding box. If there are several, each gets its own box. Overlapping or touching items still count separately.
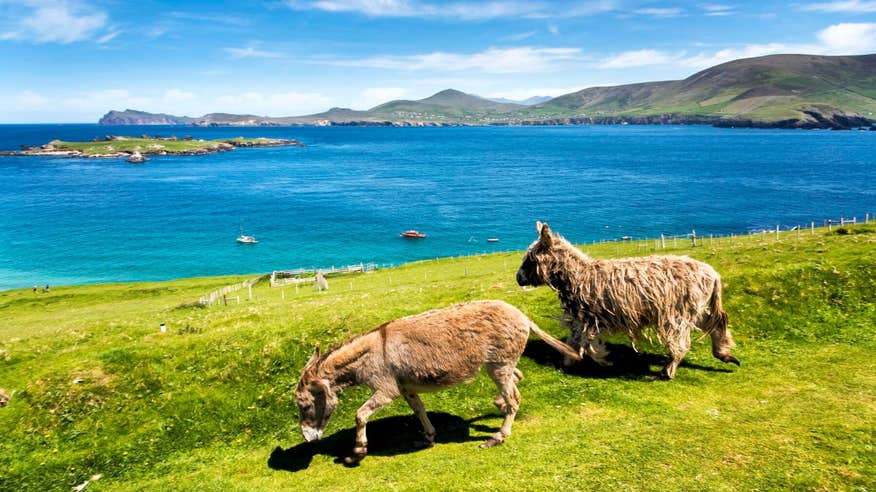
[691,230,697,247]
[248,284,252,301]
[811,222,815,235]
[660,233,666,249]
[776,224,780,240]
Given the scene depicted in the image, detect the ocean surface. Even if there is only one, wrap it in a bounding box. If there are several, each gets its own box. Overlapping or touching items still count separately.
[0,124,873,290]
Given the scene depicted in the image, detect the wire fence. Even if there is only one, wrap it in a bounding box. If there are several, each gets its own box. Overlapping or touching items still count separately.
[195,211,872,305]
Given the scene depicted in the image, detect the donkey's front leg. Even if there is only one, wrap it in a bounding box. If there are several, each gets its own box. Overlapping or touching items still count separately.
[345,390,397,465]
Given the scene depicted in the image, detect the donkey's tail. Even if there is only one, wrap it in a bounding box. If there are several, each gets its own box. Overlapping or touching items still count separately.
[706,278,739,366]
[530,323,582,361]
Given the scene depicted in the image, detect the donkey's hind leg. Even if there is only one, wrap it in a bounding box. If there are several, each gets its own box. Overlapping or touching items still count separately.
[493,368,523,413]
[403,392,436,446]
[482,363,521,449]
[659,323,691,380]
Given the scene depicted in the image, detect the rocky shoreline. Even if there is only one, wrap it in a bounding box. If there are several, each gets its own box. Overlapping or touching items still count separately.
[0,136,304,159]
[160,114,875,130]
[305,113,875,130]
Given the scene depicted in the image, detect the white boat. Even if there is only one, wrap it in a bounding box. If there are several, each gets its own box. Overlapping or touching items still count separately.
[236,222,258,244]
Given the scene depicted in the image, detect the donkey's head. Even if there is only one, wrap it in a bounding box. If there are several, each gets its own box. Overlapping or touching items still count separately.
[516,221,555,287]
[295,348,338,442]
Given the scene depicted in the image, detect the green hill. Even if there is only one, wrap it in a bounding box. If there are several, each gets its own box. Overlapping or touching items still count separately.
[1,224,874,490]
[537,54,876,127]
[98,54,876,129]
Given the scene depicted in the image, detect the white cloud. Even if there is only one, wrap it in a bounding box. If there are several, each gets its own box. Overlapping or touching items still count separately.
[359,87,409,108]
[633,7,683,17]
[800,1,876,12]
[15,89,49,106]
[96,30,120,44]
[503,30,537,41]
[1,0,109,44]
[319,46,583,73]
[601,49,680,68]
[701,4,734,16]
[547,24,559,34]
[817,22,876,51]
[286,0,616,19]
[162,89,196,103]
[215,91,333,115]
[598,22,876,71]
[224,45,283,59]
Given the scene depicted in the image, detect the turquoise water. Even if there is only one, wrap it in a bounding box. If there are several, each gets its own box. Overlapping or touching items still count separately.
[0,124,873,290]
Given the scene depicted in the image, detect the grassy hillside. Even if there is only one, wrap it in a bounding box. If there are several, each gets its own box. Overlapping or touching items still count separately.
[1,226,874,491]
[538,54,876,125]
[98,54,876,128]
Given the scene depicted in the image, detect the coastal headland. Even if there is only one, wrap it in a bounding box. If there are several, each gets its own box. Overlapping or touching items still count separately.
[0,135,304,159]
[97,54,876,130]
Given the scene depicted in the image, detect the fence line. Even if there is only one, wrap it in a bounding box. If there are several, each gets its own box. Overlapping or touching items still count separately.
[269,263,378,287]
[199,274,269,306]
[194,211,872,305]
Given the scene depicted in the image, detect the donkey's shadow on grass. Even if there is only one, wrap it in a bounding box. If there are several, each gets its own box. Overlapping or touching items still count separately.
[524,340,734,379]
[269,412,491,472]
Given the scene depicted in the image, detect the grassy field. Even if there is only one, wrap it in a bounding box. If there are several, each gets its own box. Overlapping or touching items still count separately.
[52,137,284,156]
[1,226,874,491]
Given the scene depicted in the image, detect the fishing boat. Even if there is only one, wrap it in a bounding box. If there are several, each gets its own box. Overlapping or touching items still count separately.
[237,222,258,244]
[486,238,500,243]
[400,230,426,239]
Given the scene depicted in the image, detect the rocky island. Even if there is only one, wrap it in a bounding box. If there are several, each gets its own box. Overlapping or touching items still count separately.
[0,135,304,160]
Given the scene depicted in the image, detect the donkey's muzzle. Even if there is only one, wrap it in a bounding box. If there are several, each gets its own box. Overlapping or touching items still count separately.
[516,270,529,286]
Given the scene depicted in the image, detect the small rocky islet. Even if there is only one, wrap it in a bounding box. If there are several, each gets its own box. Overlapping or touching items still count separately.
[0,134,304,161]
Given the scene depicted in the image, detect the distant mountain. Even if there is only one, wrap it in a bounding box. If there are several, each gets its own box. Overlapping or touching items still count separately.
[99,109,193,125]
[99,54,876,129]
[487,95,553,105]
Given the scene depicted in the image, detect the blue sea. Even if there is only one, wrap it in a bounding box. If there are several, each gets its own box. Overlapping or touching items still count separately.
[0,124,873,290]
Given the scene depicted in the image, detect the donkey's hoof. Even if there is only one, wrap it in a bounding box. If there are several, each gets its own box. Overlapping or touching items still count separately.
[479,437,504,449]
[343,455,361,466]
[414,439,435,449]
[343,446,367,465]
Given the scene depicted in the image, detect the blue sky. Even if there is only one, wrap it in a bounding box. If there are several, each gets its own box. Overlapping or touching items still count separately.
[1,0,875,122]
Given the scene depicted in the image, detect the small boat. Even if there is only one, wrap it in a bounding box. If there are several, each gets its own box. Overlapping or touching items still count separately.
[486,238,500,243]
[400,230,426,239]
[237,222,258,244]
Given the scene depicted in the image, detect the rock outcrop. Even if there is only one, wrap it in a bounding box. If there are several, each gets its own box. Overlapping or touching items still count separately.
[126,151,148,163]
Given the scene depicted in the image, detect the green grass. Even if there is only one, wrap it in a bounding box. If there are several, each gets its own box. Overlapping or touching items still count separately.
[1,226,874,491]
[53,138,281,156]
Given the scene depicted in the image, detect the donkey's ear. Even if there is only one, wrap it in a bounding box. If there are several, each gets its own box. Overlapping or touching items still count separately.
[305,347,320,367]
[538,221,553,246]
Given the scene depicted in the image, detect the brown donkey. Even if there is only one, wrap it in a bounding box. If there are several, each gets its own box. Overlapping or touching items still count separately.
[516,221,739,380]
[294,300,580,464]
